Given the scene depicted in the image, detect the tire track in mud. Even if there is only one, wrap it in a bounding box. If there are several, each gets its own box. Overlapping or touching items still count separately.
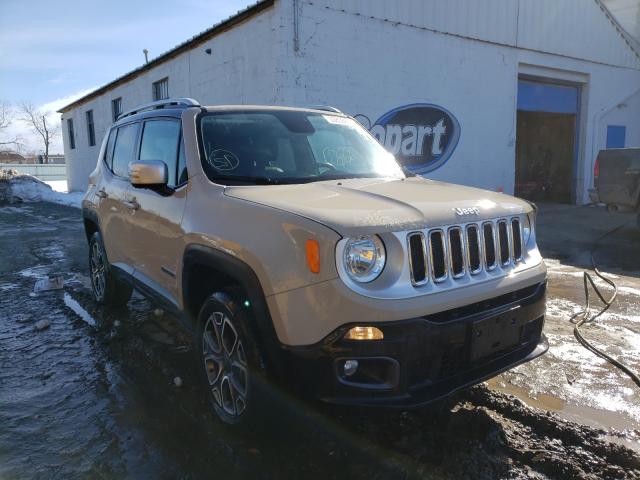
[464,387,640,479]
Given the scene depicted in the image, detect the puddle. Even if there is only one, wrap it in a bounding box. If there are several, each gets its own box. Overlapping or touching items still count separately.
[488,379,640,453]
[33,244,66,261]
[18,265,50,280]
[63,292,97,326]
[0,206,32,214]
[67,273,92,289]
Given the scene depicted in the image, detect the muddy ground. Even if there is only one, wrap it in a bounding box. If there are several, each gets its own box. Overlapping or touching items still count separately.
[0,202,639,479]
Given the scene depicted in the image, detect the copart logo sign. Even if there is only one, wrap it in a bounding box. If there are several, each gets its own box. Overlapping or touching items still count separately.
[355,103,460,174]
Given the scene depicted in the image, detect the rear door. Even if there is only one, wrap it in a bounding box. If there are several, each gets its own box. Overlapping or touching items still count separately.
[127,117,188,305]
[96,122,140,275]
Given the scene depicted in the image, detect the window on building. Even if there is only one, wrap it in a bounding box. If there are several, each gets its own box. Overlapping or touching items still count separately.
[112,123,140,178]
[139,119,180,187]
[67,119,75,150]
[111,97,122,122]
[152,78,169,101]
[86,110,96,146]
[606,125,626,149]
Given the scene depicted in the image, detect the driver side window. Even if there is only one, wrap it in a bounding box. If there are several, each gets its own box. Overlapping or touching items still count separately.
[139,119,181,187]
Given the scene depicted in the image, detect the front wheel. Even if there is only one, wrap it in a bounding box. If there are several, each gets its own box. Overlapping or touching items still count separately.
[197,292,263,425]
[89,232,133,306]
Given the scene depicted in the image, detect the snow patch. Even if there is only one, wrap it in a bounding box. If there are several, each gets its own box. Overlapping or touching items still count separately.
[546,297,640,324]
[4,174,82,208]
[44,180,69,193]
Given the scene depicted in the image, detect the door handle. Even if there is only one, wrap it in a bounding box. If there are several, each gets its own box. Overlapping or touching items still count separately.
[125,199,140,211]
[96,188,108,199]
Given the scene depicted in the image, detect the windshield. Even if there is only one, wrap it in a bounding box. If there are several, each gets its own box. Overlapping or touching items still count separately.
[198,110,404,184]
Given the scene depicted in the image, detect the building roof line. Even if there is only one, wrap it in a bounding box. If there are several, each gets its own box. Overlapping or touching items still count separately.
[57,0,274,114]
[595,0,640,61]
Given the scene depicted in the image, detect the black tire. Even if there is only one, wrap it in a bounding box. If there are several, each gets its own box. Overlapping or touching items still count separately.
[197,291,265,426]
[88,232,133,307]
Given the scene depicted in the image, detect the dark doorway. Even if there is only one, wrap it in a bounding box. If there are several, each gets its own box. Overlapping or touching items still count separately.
[515,79,579,203]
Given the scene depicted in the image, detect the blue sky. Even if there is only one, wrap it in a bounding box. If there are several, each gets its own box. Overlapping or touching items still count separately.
[0,0,253,152]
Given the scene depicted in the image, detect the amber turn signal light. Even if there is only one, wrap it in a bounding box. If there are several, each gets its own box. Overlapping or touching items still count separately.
[306,239,320,273]
[344,326,384,341]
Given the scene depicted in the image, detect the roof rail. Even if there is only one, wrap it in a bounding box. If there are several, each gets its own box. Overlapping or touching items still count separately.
[117,98,200,120]
[308,105,343,114]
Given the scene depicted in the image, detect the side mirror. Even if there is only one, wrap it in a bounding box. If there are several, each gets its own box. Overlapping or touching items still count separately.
[129,160,168,188]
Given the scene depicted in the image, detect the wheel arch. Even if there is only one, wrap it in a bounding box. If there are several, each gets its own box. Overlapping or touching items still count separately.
[182,244,285,378]
[82,207,100,243]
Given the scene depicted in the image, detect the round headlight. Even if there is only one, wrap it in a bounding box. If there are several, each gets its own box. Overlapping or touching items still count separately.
[343,235,386,283]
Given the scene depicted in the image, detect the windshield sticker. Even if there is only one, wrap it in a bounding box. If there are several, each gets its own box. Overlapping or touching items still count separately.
[207,148,240,171]
[322,115,356,127]
[322,146,361,168]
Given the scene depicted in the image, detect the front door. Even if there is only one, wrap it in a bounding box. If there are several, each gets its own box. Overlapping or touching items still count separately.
[127,118,188,304]
[96,122,140,275]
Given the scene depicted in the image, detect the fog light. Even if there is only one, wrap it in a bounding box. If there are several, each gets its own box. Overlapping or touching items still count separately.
[343,359,359,376]
[344,326,384,341]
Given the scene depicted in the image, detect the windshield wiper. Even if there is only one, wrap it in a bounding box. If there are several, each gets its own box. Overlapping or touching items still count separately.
[209,175,289,185]
[401,166,417,177]
[313,172,382,181]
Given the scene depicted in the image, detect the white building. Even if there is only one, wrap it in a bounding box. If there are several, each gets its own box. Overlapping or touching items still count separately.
[59,0,640,204]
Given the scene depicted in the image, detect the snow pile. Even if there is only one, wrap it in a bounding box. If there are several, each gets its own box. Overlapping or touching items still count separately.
[0,169,82,208]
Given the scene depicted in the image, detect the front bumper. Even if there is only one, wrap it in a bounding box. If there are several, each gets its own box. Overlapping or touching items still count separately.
[283,281,547,407]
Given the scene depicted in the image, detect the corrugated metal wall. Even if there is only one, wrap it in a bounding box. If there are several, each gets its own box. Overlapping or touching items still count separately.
[517,0,639,69]
[310,0,640,69]
[315,0,518,45]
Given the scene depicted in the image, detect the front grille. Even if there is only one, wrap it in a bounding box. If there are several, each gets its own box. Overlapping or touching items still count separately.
[408,216,524,286]
[483,222,496,269]
[466,225,481,274]
[407,232,428,285]
[498,220,510,265]
[429,230,447,282]
[448,227,465,278]
[511,218,522,260]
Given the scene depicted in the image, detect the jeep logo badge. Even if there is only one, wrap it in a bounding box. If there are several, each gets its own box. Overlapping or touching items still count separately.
[355,103,461,174]
[453,207,480,216]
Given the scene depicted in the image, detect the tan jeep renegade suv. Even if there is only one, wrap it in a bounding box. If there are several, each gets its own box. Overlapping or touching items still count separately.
[82,98,547,424]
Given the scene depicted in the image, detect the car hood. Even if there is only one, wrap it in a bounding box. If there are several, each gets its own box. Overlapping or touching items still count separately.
[224,177,530,236]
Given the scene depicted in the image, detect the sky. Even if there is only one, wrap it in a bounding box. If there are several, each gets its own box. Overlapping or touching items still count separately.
[0,0,254,154]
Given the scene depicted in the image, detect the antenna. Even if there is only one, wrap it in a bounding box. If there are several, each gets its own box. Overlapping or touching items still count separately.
[143,49,149,64]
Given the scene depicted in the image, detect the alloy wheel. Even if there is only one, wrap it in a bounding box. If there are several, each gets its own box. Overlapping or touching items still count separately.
[90,241,106,301]
[202,311,248,417]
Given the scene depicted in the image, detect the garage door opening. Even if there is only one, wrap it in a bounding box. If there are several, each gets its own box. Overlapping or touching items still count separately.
[515,79,580,203]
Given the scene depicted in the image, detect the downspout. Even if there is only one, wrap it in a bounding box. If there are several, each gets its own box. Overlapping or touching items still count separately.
[293,0,300,52]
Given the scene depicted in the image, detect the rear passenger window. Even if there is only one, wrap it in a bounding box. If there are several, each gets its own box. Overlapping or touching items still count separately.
[112,123,140,178]
[104,128,117,169]
[139,119,181,187]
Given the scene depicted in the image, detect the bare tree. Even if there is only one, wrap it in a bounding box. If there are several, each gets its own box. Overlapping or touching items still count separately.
[18,102,59,164]
[0,101,23,150]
